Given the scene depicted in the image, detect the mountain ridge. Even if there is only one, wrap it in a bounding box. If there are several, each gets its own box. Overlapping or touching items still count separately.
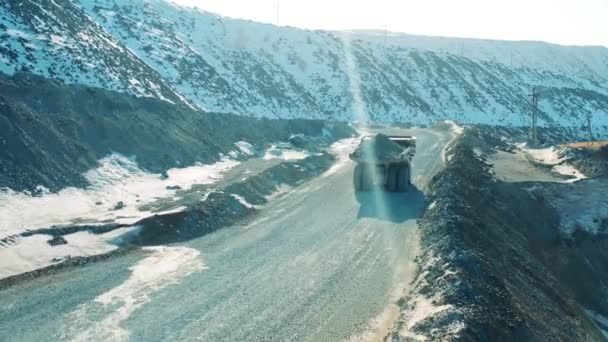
[1,0,607,126]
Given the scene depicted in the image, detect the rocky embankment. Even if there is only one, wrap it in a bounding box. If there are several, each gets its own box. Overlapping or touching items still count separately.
[0,150,339,288]
[0,72,353,192]
[125,152,336,246]
[390,127,607,341]
[565,144,608,178]
[0,71,356,286]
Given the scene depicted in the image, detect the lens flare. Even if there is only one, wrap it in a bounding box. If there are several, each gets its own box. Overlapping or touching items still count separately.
[342,33,393,219]
[341,32,369,125]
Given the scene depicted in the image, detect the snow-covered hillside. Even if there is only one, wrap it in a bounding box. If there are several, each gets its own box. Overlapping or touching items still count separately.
[0,0,189,105]
[1,0,607,126]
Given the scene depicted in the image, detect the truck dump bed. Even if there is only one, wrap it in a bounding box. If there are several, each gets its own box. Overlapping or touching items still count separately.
[383,135,417,148]
[349,134,416,163]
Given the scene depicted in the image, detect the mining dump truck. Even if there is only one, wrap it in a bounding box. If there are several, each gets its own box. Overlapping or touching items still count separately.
[349,134,416,192]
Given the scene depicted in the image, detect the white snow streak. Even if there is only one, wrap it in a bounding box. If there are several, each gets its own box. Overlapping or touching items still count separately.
[322,138,359,177]
[0,227,140,279]
[263,145,310,161]
[523,147,587,182]
[523,147,565,165]
[65,246,205,342]
[230,194,259,209]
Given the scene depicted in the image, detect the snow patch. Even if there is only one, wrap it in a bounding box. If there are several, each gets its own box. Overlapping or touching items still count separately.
[234,141,255,155]
[399,294,465,341]
[230,194,259,209]
[263,145,310,161]
[523,147,565,165]
[64,246,205,341]
[552,164,587,183]
[523,147,587,182]
[322,138,359,177]
[0,227,140,279]
[473,148,483,158]
[50,34,69,47]
[444,120,464,135]
[0,154,238,236]
[406,295,454,330]
[441,147,454,163]
[265,184,292,201]
[398,251,465,340]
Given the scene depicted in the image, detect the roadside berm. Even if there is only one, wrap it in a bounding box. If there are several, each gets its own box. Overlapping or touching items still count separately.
[389,126,608,341]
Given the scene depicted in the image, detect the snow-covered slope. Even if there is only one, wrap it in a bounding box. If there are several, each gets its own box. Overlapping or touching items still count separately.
[2,0,607,126]
[0,0,189,105]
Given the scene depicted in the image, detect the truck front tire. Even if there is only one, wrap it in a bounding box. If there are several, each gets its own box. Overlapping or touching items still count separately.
[354,164,373,191]
[397,165,410,192]
[360,165,373,191]
[387,166,398,192]
[353,164,362,191]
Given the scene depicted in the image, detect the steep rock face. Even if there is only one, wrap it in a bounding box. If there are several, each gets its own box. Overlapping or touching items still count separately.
[2,0,607,125]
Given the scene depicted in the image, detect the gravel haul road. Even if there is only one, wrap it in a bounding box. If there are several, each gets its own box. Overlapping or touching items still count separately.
[0,128,453,341]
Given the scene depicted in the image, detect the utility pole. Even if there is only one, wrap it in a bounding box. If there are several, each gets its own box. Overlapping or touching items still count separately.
[384,24,388,45]
[586,112,594,141]
[528,87,540,146]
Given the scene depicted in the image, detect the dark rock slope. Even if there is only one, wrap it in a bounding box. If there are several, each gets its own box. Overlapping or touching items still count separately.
[0,72,353,192]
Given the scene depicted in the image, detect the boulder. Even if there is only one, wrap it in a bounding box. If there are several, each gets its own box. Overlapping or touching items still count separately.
[112,201,126,211]
[47,236,67,246]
